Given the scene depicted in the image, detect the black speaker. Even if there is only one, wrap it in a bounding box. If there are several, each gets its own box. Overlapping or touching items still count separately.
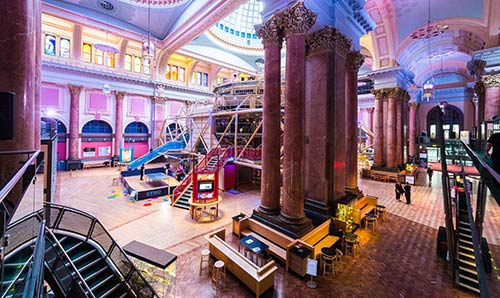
[0,92,15,140]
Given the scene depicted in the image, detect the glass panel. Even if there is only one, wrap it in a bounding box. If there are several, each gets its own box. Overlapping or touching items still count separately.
[172,66,178,80]
[106,52,115,67]
[165,64,171,79]
[202,73,208,87]
[82,43,92,63]
[179,67,185,82]
[134,57,142,72]
[430,125,436,139]
[60,38,70,58]
[197,72,202,85]
[96,49,104,65]
[45,34,56,56]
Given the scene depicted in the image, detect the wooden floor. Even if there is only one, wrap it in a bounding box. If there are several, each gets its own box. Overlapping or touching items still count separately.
[12,165,500,297]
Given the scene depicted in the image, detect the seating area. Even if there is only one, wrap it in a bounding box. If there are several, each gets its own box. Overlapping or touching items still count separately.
[205,228,278,298]
[298,219,341,260]
[236,216,295,263]
[361,168,403,183]
[81,158,112,170]
[351,195,378,225]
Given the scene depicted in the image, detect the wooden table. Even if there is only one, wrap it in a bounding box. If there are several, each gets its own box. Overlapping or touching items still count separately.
[239,235,269,266]
[188,196,223,221]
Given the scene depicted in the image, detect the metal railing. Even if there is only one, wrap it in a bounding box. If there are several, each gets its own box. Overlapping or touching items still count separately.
[45,203,159,298]
[458,161,489,297]
[21,220,46,298]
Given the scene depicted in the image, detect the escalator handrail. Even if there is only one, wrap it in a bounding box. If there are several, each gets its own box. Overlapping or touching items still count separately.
[0,150,41,204]
[44,202,158,298]
[459,164,489,297]
[44,228,96,298]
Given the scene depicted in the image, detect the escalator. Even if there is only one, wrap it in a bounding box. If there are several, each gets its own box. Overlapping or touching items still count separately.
[456,208,480,293]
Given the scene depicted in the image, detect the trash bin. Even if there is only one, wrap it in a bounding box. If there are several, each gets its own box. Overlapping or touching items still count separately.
[232,213,247,236]
[57,160,66,171]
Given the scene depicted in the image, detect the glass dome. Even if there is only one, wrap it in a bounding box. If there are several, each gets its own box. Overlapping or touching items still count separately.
[208,0,263,50]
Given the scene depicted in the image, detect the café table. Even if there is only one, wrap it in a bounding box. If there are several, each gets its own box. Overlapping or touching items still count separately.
[239,235,269,266]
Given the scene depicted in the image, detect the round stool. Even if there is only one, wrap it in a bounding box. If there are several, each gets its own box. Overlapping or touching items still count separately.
[199,249,210,276]
[194,207,203,221]
[212,260,226,289]
[321,247,336,277]
[375,205,387,222]
[344,236,360,257]
[365,214,378,234]
[209,207,217,221]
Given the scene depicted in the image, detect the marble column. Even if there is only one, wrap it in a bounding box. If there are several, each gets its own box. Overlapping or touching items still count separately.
[304,26,351,224]
[408,102,419,161]
[396,94,402,164]
[280,2,316,226]
[372,90,385,166]
[68,85,83,160]
[345,51,364,194]
[255,15,283,215]
[0,0,40,218]
[114,91,126,158]
[72,24,82,61]
[366,108,374,148]
[386,88,399,168]
[34,0,41,149]
[474,81,485,146]
[482,74,500,121]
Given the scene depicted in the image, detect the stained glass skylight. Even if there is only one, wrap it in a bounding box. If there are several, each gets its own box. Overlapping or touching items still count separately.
[209,0,263,49]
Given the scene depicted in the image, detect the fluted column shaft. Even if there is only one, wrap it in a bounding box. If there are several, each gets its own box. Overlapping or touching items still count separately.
[483,74,500,121]
[345,51,364,193]
[280,3,316,225]
[373,90,385,166]
[114,91,126,157]
[255,16,283,215]
[366,108,374,147]
[386,89,398,168]
[408,102,419,159]
[68,85,83,160]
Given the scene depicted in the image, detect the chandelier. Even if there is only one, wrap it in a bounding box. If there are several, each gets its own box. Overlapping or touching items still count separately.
[142,0,156,74]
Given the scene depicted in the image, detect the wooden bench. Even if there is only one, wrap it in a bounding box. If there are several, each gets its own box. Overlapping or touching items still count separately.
[299,219,340,260]
[205,228,277,298]
[352,195,378,225]
[82,159,111,170]
[369,169,402,182]
[237,217,295,264]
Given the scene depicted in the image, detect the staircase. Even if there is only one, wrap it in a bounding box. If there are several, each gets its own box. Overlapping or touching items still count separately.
[456,209,480,294]
[1,246,33,297]
[173,184,192,210]
[53,234,132,298]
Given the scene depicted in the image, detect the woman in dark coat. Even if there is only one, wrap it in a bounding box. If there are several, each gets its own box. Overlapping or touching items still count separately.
[404,183,411,204]
[395,182,404,201]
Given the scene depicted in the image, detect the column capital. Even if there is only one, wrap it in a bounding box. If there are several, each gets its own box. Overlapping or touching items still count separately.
[306,26,351,58]
[371,89,385,99]
[385,87,404,99]
[482,74,500,88]
[114,91,126,100]
[255,15,283,48]
[474,81,485,95]
[280,2,317,38]
[408,101,420,110]
[346,51,365,72]
[150,96,168,103]
[68,85,83,96]
[365,107,375,113]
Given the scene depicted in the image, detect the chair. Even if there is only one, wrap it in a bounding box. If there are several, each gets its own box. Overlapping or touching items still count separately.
[321,250,336,277]
[365,213,378,234]
[199,249,211,276]
[212,260,226,289]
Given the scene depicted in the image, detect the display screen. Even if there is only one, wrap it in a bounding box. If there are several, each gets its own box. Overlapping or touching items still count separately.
[198,180,214,192]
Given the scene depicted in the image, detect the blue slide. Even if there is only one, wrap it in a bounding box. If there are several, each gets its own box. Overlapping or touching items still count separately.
[127,140,186,170]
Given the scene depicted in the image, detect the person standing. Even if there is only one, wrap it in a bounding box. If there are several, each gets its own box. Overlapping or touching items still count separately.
[404,183,411,204]
[485,132,500,174]
[395,181,404,201]
[140,164,145,181]
[427,166,434,186]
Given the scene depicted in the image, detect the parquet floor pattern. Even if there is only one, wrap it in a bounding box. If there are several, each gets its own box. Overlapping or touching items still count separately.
[11,166,500,297]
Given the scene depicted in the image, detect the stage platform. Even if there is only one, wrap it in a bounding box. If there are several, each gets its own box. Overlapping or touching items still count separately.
[122,174,180,200]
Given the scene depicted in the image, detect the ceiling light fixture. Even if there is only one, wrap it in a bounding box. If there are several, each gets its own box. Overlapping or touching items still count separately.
[142,0,156,75]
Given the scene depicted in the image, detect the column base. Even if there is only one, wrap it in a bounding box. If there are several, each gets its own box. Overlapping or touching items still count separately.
[345,187,363,198]
[252,210,314,239]
[66,159,81,171]
[304,199,333,227]
[257,204,280,215]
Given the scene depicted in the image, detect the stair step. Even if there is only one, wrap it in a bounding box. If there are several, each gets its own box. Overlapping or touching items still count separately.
[78,258,102,273]
[458,233,472,240]
[84,266,108,281]
[458,244,474,254]
[100,283,124,298]
[458,267,478,280]
[458,251,475,261]
[459,264,478,276]
[458,281,480,294]
[458,238,473,248]
[458,257,476,267]
[65,242,84,254]
[90,274,114,292]
[72,250,96,264]
[458,226,471,233]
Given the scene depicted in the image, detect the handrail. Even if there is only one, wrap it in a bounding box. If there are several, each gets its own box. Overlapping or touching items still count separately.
[0,150,40,204]
[22,220,46,298]
[1,255,33,298]
[459,161,489,297]
[461,141,500,183]
[44,203,158,298]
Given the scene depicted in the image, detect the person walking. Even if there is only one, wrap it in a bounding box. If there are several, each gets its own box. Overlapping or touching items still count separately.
[427,166,434,186]
[404,182,411,204]
[395,181,404,201]
[140,164,145,181]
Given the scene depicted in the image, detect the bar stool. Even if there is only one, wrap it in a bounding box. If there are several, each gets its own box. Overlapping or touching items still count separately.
[365,213,378,234]
[194,207,203,221]
[344,236,360,257]
[320,247,336,277]
[209,207,217,221]
[375,205,387,222]
[212,260,226,289]
[334,248,343,273]
[199,249,211,276]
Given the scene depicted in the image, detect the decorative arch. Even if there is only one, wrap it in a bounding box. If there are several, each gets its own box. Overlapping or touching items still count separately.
[124,121,149,134]
[426,104,464,140]
[81,120,113,134]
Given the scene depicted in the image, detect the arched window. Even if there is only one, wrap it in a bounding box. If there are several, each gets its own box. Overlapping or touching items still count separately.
[82,43,92,63]
[60,38,70,58]
[427,105,464,141]
[125,122,149,134]
[82,120,112,134]
[44,34,56,56]
[41,118,67,137]
[125,54,132,71]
